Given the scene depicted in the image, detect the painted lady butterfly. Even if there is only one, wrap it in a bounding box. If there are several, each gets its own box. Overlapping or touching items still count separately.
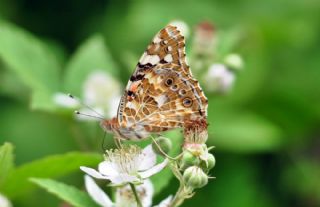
[101,25,208,140]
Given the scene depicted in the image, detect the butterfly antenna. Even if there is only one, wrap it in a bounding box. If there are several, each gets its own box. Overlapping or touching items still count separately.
[74,110,105,120]
[68,93,105,119]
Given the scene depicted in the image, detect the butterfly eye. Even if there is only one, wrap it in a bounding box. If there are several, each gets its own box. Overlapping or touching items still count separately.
[183,98,193,107]
[165,78,174,86]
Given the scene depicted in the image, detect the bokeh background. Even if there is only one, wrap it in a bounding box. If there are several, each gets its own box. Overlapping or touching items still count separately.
[0,0,320,206]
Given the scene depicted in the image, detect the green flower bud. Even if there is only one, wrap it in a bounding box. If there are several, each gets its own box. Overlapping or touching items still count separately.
[152,136,172,156]
[200,153,216,171]
[183,166,208,189]
[224,53,243,71]
[180,150,200,170]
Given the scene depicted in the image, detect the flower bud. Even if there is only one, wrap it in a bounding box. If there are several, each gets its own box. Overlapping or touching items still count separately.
[224,53,243,71]
[200,153,216,171]
[152,136,172,156]
[180,150,200,170]
[183,166,208,189]
[184,119,208,145]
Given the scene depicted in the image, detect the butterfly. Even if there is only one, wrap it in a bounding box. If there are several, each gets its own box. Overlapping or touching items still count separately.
[101,25,208,140]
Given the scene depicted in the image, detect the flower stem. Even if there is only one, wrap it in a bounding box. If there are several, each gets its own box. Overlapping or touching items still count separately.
[170,185,193,207]
[169,161,194,207]
[129,183,143,207]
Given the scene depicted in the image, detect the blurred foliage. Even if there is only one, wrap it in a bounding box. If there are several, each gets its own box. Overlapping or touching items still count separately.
[0,0,320,206]
[31,178,100,207]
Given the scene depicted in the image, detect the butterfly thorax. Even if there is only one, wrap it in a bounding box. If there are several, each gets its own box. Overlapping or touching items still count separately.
[100,117,150,140]
[100,117,118,135]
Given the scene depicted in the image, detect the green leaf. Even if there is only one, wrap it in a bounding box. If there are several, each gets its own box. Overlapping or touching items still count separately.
[2,152,102,198]
[64,34,119,96]
[30,178,100,207]
[0,142,14,187]
[0,20,61,111]
[208,109,284,153]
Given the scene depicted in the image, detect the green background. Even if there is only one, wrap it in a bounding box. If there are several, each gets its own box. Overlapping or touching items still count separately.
[0,0,320,206]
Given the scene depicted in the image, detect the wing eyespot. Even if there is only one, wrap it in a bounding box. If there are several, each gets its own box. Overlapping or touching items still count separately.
[182,97,193,107]
[165,78,174,86]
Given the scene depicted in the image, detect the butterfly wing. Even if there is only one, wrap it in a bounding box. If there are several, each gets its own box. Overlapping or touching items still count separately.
[117,25,208,137]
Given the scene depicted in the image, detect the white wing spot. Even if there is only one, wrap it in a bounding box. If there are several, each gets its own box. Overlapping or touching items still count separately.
[155,94,168,107]
[153,36,161,43]
[126,101,137,109]
[140,53,160,65]
[167,46,172,52]
[164,54,173,63]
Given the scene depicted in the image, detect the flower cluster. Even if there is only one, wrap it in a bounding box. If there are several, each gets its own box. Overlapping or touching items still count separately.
[157,118,215,206]
[190,21,244,94]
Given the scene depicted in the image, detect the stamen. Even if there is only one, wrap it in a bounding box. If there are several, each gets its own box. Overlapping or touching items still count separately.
[105,145,142,174]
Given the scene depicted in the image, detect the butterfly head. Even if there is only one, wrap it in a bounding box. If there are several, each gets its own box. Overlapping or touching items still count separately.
[100,117,119,134]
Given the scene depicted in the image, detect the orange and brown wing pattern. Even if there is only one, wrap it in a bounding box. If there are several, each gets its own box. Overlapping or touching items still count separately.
[116,25,208,139]
[124,25,190,92]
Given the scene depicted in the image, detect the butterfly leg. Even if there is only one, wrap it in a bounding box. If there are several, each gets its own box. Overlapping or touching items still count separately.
[113,136,123,149]
[150,135,178,160]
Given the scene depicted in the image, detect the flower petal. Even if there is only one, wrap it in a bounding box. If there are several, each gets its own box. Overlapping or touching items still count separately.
[53,92,80,108]
[138,179,154,207]
[84,175,114,207]
[98,161,119,177]
[139,159,168,179]
[155,195,173,207]
[109,174,140,186]
[0,193,12,207]
[115,179,153,207]
[138,145,156,171]
[80,166,109,180]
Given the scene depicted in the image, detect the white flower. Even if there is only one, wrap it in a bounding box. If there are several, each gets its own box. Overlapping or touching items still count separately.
[83,70,121,118]
[85,175,114,207]
[53,92,80,108]
[52,70,122,121]
[115,178,153,207]
[0,193,12,207]
[169,20,189,38]
[85,175,172,207]
[204,63,235,93]
[81,145,168,186]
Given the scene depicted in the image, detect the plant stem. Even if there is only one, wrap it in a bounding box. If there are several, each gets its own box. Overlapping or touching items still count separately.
[129,183,143,207]
[170,185,194,207]
[169,161,194,207]
[170,184,184,207]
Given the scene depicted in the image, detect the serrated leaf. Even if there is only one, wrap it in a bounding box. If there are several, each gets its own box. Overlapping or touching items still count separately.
[0,142,14,187]
[0,20,61,111]
[2,152,102,198]
[30,178,100,207]
[64,34,119,96]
